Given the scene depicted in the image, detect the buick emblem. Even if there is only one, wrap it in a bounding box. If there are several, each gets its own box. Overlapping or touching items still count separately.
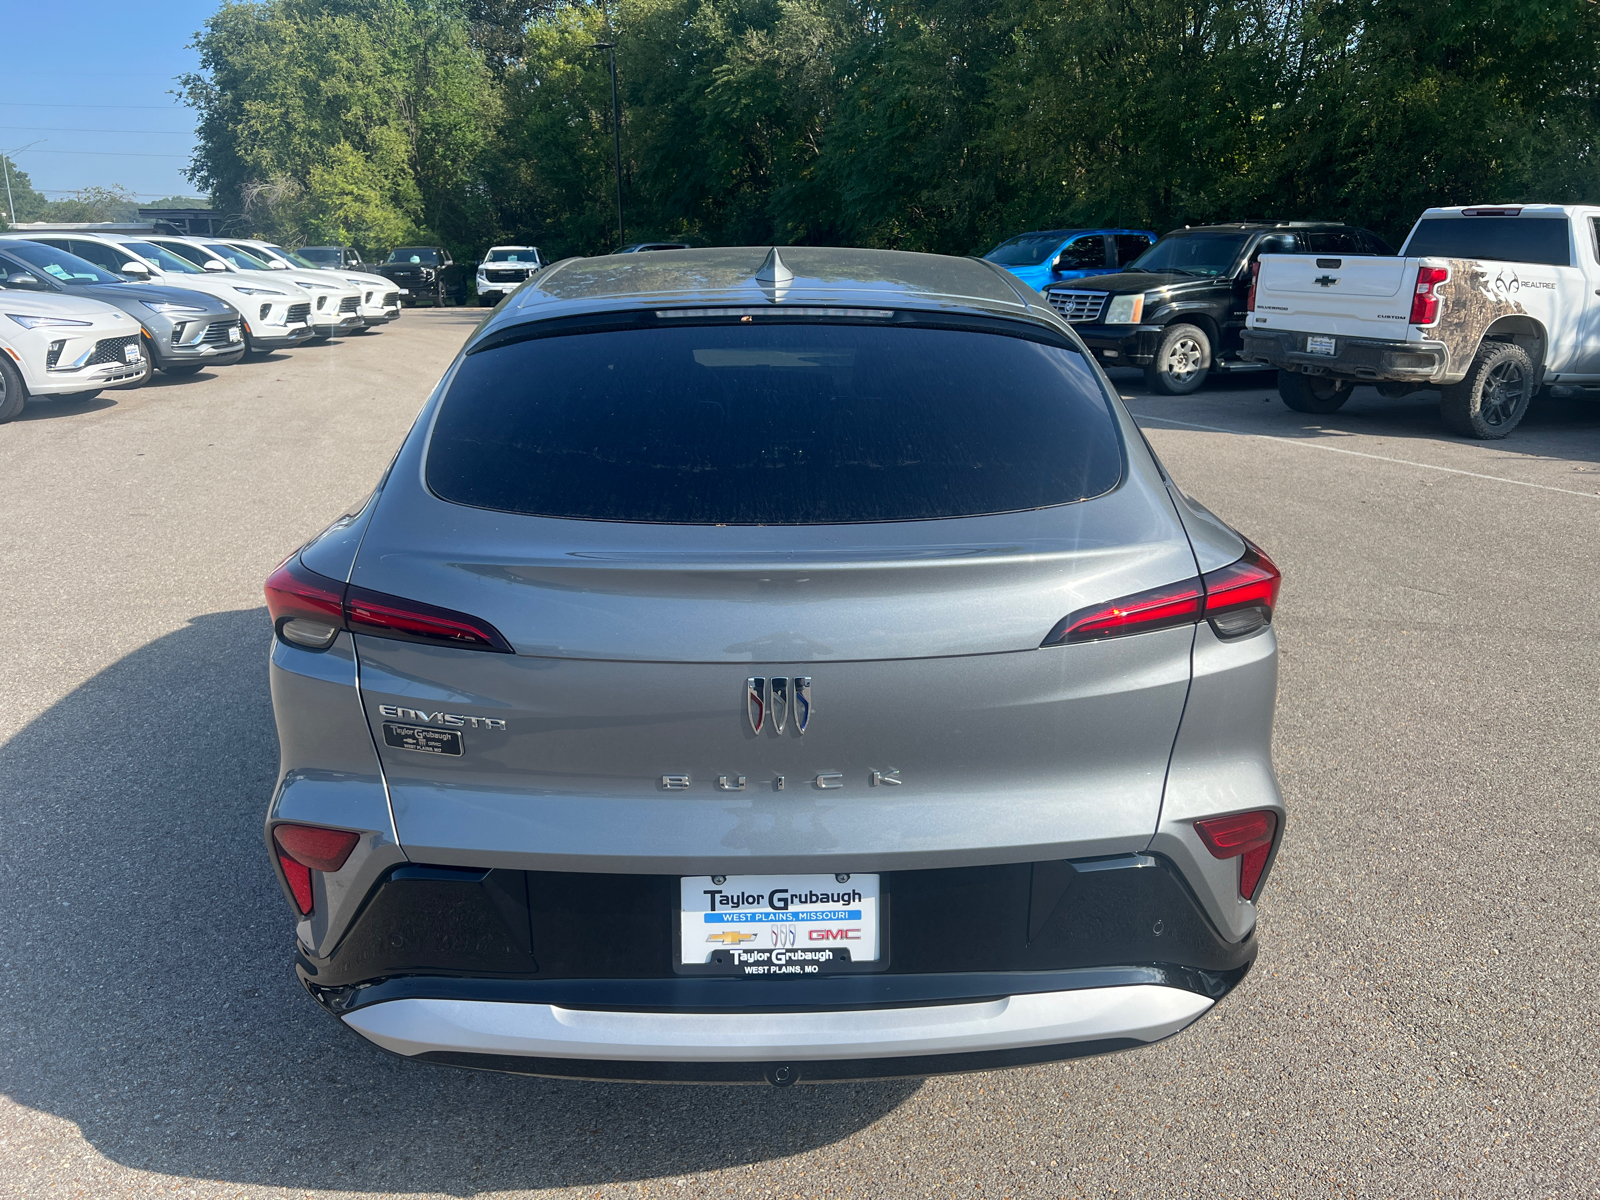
[747,677,810,734]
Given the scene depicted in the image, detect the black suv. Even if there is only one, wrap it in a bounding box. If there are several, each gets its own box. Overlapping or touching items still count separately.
[1044,223,1393,394]
[374,247,467,307]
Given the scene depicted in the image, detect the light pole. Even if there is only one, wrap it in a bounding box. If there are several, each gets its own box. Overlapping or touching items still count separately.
[592,41,624,249]
[0,140,44,229]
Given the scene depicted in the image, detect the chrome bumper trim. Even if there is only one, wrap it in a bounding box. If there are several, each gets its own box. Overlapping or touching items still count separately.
[342,984,1211,1063]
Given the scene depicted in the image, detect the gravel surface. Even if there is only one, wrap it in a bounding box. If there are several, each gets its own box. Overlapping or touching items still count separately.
[2,312,1597,1199]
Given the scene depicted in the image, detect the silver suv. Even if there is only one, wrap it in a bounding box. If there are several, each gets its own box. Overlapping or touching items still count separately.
[264,247,1284,1083]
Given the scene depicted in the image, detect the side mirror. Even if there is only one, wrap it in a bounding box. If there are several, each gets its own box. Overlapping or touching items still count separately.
[6,272,43,289]
[203,260,228,272]
[267,260,288,269]
[121,261,151,277]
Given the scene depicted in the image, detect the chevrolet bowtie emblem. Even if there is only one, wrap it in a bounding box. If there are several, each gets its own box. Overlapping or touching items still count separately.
[706,930,757,945]
[1314,275,1338,287]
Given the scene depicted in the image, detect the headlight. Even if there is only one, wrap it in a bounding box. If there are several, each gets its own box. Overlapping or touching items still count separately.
[421,267,436,279]
[299,281,335,290]
[141,300,208,315]
[345,277,367,286]
[232,286,287,297]
[7,312,92,329]
[1104,294,1146,324]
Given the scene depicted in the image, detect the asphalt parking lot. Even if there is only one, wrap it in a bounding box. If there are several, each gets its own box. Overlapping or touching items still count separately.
[2,309,1598,1199]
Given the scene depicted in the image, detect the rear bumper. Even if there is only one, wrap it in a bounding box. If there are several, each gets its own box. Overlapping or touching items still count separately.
[1241,328,1449,383]
[338,978,1217,1081]
[293,852,1256,1079]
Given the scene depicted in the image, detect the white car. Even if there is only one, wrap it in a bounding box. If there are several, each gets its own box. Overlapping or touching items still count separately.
[0,288,148,422]
[145,237,360,343]
[228,240,401,328]
[475,246,544,306]
[4,231,304,359]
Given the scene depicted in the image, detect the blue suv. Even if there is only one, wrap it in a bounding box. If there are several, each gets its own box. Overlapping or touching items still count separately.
[983,228,1157,292]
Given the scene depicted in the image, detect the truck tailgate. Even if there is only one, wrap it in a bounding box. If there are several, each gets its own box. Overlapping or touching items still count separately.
[1251,254,1416,340]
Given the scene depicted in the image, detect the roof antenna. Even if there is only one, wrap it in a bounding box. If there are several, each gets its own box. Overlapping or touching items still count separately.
[755,247,793,302]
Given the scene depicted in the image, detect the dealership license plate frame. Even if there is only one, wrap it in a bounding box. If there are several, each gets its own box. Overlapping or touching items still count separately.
[1306,334,1337,356]
[674,873,889,977]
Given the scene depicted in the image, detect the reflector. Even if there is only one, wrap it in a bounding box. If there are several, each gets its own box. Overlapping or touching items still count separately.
[272,824,362,917]
[1194,810,1279,900]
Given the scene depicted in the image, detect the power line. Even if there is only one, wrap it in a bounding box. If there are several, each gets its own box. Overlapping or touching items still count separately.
[0,126,192,135]
[0,101,187,111]
[16,148,191,159]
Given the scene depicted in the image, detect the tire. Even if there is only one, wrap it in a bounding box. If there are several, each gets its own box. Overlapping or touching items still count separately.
[0,353,27,423]
[1278,369,1352,414]
[160,363,204,377]
[1143,323,1211,395]
[1439,341,1535,439]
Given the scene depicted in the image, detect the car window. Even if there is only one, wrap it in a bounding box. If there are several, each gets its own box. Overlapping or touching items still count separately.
[1402,217,1572,267]
[0,253,57,290]
[122,241,204,273]
[298,247,339,266]
[486,249,538,263]
[1114,234,1153,266]
[152,240,217,269]
[388,248,440,264]
[205,242,272,269]
[1125,231,1252,277]
[1252,233,1298,259]
[67,239,131,273]
[1058,236,1108,270]
[984,232,1071,268]
[1304,230,1367,255]
[1,241,120,285]
[428,321,1124,525]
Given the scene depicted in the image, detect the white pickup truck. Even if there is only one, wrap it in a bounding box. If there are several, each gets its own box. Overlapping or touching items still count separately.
[1241,204,1600,438]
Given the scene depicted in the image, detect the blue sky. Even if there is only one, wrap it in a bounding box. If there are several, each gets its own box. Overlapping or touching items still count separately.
[1,0,217,202]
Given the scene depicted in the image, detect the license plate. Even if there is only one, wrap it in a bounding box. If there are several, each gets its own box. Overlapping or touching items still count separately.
[1306,335,1336,356]
[679,873,880,976]
[398,288,410,295]
[229,325,242,342]
[124,343,141,363]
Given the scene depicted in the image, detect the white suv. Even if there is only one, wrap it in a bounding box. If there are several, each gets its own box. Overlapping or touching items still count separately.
[476,246,543,306]
[0,289,148,422]
[224,240,401,330]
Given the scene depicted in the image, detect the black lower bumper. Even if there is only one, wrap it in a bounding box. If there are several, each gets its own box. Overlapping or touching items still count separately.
[1076,324,1164,366]
[1242,328,1447,382]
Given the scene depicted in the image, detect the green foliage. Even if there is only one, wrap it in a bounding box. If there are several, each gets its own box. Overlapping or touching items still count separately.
[32,186,143,223]
[185,0,1600,258]
[0,157,49,227]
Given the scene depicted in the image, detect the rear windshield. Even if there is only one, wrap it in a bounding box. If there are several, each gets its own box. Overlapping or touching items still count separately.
[427,321,1124,524]
[1403,217,1571,267]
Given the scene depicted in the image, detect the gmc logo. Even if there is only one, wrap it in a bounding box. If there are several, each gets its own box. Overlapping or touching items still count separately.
[809,928,861,941]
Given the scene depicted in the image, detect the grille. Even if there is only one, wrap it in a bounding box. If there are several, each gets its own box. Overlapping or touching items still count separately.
[202,319,239,346]
[88,335,140,366]
[383,292,399,307]
[287,303,311,324]
[339,295,360,313]
[486,269,527,283]
[1045,290,1109,323]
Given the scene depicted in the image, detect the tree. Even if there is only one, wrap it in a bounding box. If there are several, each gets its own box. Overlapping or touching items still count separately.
[0,157,48,227]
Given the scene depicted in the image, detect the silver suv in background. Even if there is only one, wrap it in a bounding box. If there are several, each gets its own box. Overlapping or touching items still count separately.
[475,246,543,306]
[264,247,1285,1084]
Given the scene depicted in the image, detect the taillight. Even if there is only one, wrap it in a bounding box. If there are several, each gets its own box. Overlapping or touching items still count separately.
[272,823,361,915]
[264,556,344,649]
[1409,265,1449,326]
[1194,810,1278,900]
[1042,579,1203,645]
[1246,261,1259,312]
[262,555,513,653]
[1042,540,1281,646]
[345,585,513,652]
[1202,540,1281,639]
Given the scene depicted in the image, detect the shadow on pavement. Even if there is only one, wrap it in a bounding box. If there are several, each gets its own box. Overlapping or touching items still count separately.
[15,393,121,420]
[0,609,915,1194]
[1109,368,1600,466]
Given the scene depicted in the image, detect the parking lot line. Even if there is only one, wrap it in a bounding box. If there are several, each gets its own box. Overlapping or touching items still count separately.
[1131,411,1600,499]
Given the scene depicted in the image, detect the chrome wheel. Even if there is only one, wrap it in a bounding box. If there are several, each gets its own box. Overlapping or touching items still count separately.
[1481,358,1528,427]
[1163,335,1205,382]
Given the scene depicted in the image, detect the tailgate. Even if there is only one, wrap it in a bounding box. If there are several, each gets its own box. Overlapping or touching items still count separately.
[1252,254,1417,339]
